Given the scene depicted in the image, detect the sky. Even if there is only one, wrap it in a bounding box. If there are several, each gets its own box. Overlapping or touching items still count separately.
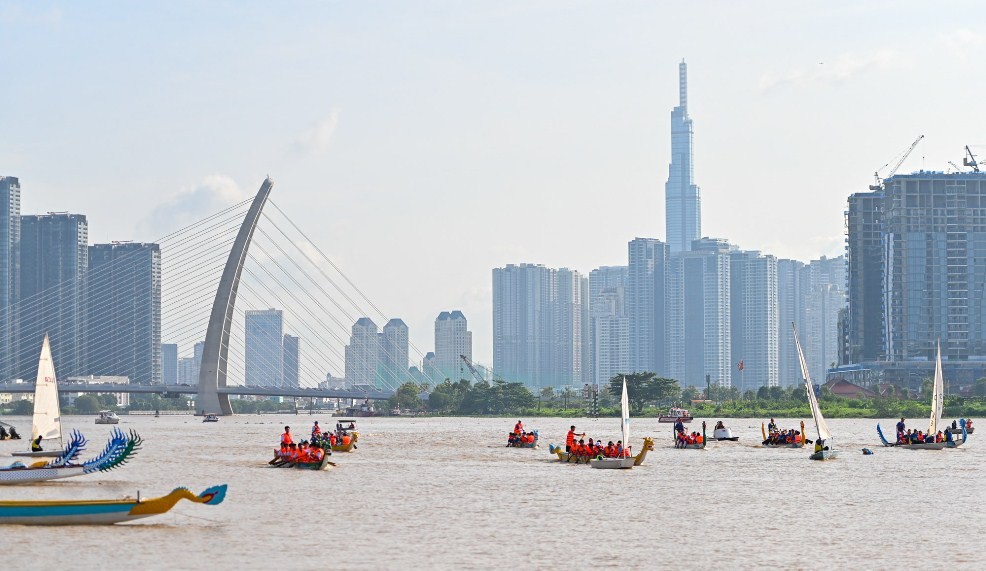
[2,1,986,368]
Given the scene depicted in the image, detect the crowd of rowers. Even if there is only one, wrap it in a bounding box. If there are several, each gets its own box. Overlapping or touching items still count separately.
[507,420,537,446]
[565,425,631,459]
[894,418,959,445]
[672,419,704,448]
[762,418,804,445]
[275,424,332,463]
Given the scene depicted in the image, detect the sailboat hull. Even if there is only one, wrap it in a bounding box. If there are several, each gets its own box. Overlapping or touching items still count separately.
[0,465,87,485]
[589,457,635,469]
[10,451,62,458]
[809,449,837,461]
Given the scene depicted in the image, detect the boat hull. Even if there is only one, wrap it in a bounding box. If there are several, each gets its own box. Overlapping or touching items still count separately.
[659,416,692,423]
[0,484,227,525]
[876,423,967,449]
[809,449,837,461]
[10,450,63,458]
[589,457,635,469]
[0,465,88,485]
[269,454,334,470]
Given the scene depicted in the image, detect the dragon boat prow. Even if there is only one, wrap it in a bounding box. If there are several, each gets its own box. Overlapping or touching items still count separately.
[0,484,227,525]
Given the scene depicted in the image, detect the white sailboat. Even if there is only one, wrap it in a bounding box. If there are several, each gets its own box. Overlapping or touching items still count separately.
[12,335,64,458]
[876,342,967,449]
[590,378,636,469]
[793,324,836,461]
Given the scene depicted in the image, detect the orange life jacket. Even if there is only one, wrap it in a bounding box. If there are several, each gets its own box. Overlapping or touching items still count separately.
[696,435,704,444]
[281,432,293,445]
[514,423,523,434]
[566,431,576,447]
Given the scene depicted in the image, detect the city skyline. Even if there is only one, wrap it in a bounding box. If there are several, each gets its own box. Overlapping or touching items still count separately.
[4,3,986,366]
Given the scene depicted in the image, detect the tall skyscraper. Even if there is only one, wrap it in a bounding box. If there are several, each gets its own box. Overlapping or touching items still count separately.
[493,263,586,389]
[665,60,701,254]
[848,172,986,362]
[244,309,283,386]
[87,242,162,383]
[668,238,731,388]
[380,318,409,387]
[589,266,629,386]
[0,176,20,381]
[776,258,808,387]
[730,250,778,391]
[18,213,88,380]
[282,334,300,388]
[193,340,204,375]
[178,356,197,384]
[554,269,588,387]
[434,311,472,381]
[627,238,669,375]
[846,190,885,363]
[161,343,178,384]
[345,317,380,389]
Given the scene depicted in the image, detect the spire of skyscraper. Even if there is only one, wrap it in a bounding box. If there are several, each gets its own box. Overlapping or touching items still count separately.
[665,59,701,254]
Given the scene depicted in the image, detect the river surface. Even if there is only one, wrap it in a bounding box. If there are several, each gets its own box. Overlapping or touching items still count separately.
[0,414,983,570]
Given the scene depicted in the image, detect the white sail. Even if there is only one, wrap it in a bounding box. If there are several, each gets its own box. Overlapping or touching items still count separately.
[793,324,832,441]
[928,341,944,436]
[31,335,62,443]
[621,378,630,447]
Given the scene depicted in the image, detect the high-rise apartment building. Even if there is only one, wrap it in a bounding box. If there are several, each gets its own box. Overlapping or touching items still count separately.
[665,60,701,254]
[0,176,20,381]
[627,238,669,375]
[554,269,588,387]
[161,343,178,385]
[380,318,409,387]
[18,213,88,380]
[178,356,197,384]
[282,334,300,388]
[848,172,986,362]
[777,259,808,387]
[434,311,472,380]
[345,317,380,389]
[730,250,778,391]
[589,266,629,386]
[244,309,283,386]
[87,242,162,383]
[668,238,731,387]
[492,263,587,389]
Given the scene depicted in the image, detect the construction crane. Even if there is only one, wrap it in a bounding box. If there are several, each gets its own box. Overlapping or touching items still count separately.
[964,145,980,172]
[870,134,925,190]
[459,354,486,383]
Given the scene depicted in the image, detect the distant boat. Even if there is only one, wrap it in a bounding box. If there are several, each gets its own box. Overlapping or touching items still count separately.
[95,411,120,425]
[674,421,707,449]
[876,343,968,449]
[712,421,739,442]
[658,406,692,423]
[760,420,806,448]
[0,484,227,525]
[202,414,220,423]
[793,324,836,461]
[13,335,64,458]
[590,378,637,469]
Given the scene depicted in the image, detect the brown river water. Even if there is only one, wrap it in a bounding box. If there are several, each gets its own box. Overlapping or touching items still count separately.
[0,414,983,570]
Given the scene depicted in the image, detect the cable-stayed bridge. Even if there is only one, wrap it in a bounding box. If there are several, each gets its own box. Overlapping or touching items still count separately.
[1,178,421,413]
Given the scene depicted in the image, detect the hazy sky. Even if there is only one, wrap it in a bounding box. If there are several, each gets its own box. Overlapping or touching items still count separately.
[2,1,984,367]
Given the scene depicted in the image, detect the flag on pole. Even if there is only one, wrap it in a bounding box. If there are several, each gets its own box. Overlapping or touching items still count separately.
[737,360,745,371]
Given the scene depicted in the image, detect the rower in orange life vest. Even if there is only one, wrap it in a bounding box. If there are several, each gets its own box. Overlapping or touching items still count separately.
[514,420,524,435]
[565,425,586,453]
[281,426,294,446]
[311,420,322,441]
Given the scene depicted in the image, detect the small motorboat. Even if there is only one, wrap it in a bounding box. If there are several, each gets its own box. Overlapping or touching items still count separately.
[0,484,226,525]
[95,411,120,425]
[712,422,739,441]
[658,406,693,423]
[202,414,220,423]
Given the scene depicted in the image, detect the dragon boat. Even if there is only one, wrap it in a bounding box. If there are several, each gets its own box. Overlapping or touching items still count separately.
[0,484,227,525]
[760,421,807,448]
[268,451,334,470]
[0,428,142,485]
[507,430,538,448]
[548,437,654,465]
[876,344,968,450]
[674,421,707,449]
